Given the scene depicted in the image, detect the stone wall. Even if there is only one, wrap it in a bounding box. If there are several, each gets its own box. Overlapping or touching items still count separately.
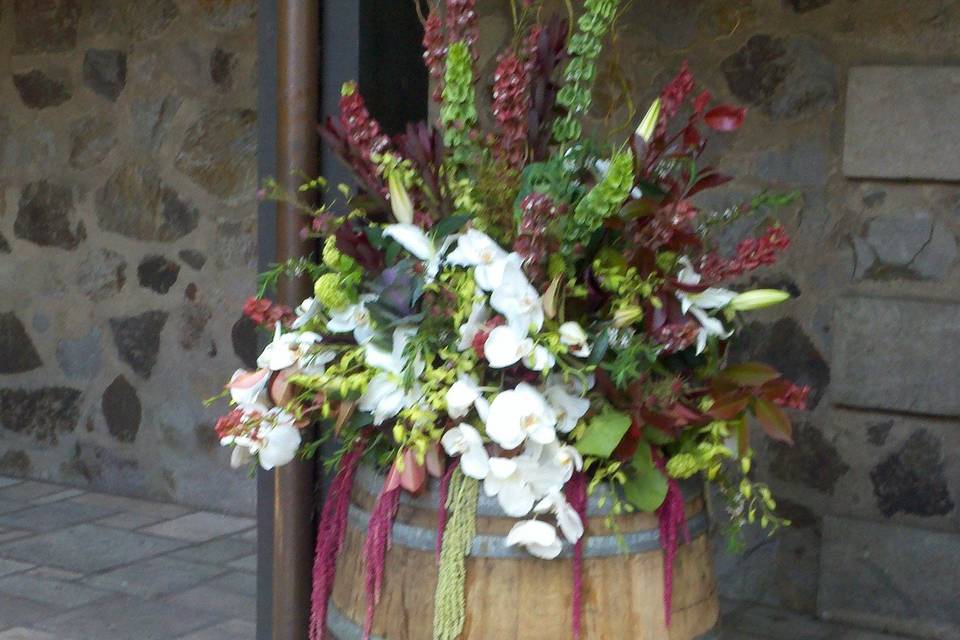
[473,2,960,636]
[0,0,259,515]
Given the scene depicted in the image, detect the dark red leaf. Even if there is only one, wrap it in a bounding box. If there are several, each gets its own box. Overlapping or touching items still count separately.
[687,172,733,197]
[753,397,793,444]
[708,395,751,420]
[704,105,746,132]
[693,90,712,116]
[683,124,701,148]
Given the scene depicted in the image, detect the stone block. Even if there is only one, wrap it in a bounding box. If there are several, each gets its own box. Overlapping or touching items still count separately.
[179,619,256,640]
[844,67,960,181]
[0,575,110,608]
[83,556,224,598]
[819,516,960,638]
[0,501,116,532]
[36,594,218,640]
[141,512,255,542]
[832,296,960,416]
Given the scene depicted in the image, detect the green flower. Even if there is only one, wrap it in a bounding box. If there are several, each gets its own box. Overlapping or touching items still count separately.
[313,273,350,311]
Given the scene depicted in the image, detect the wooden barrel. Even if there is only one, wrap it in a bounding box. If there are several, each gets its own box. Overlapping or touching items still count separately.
[329,466,719,639]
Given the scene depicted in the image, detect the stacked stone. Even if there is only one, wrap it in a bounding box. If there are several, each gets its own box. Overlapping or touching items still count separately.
[0,0,259,514]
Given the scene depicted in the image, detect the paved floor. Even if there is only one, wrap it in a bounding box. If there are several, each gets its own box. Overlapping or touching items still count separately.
[0,475,910,640]
[0,476,256,640]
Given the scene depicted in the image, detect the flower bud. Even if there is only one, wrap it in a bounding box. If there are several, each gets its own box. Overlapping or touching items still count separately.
[636,98,661,143]
[388,172,414,224]
[729,289,790,312]
[613,306,643,327]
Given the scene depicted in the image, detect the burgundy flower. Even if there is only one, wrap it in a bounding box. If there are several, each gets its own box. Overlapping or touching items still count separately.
[243,297,294,328]
[699,226,790,283]
[492,51,531,169]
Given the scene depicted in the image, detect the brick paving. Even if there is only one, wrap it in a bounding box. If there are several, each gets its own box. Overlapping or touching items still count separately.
[0,477,255,640]
[0,476,910,640]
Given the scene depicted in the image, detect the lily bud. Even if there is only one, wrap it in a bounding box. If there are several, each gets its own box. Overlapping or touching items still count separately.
[613,305,643,327]
[636,98,662,144]
[729,289,791,311]
[388,172,414,224]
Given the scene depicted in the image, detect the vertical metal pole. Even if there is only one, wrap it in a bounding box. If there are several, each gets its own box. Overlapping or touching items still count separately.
[268,1,319,638]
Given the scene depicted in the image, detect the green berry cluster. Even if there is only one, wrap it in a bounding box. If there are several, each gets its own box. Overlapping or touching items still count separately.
[566,149,633,248]
[440,42,478,149]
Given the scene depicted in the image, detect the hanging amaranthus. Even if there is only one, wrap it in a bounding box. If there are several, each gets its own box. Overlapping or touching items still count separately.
[492,51,531,169]
[436,460,460,563]
[433,468,479,640]
[309,442,365,640]
[362,483,402,639]
[565,472,588,640]
[655,464,689,628]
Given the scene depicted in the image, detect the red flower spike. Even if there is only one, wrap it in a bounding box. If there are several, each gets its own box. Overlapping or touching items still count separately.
[492,51,531,169]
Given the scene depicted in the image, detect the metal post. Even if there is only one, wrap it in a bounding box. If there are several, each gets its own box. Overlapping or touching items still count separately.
[262,1,320,638]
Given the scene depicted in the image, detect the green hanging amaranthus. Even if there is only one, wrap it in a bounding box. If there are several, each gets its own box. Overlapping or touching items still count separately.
[440,42,479,150]
[564,148,634,252]
[432,468,479,640]
[552,0,620,146]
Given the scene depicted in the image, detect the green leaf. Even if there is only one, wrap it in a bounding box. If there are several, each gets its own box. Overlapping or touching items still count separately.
[716,362,781,387]
[431,214,470,239]
[753,397,793,444]
[631,438,653,470]
[575,408,632,458]
[643,426,675,446]
[622,465,669,512]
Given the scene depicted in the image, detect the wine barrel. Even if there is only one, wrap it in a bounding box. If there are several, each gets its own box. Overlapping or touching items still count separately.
[328,466,719,639]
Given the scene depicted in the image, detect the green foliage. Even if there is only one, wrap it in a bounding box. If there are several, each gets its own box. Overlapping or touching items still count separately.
[575,407,631,458]
[564,150,633,251]
[313,273,353,310]
[602,335,658,389]
[440,42,478,150]
[552,0,621,144]
[621,463,668,512]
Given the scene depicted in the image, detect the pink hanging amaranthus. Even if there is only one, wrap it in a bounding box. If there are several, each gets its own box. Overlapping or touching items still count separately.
[564,472,588,640]
[654,455,690,628]
[435,459,460,563]
[362,482,402,639]
[309,442,366,640]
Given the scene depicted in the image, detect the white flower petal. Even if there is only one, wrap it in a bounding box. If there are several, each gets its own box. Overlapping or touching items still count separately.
[460,446,491,480]
[383,224,435,261]
[483,325,530,369]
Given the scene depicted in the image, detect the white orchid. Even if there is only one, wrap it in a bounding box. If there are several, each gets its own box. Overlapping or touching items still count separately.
[326,294,376,344]
[534,491,584,544]
[257,323,322,371]
[484,457,537,517]
[457,296,490,351]
[445,374,489,420]
[221,408,301,471]
[558,321,591,357]
[544,382,590,434]
[228,368,270,411]
[298,348,337,376]
[291,297,321,329]
[490,263,544,334]
[358,327,422,425]
[440,423,490,480]
[521,440,583,496]
[482,325,554,372]
[382,224,454,283]
[505,519,563,559]
[675,257,736,354]
[447,229,517,291]
[485,382,557,450]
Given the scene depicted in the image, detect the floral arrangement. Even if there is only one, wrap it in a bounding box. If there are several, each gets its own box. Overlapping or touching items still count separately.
[214,1,808,638]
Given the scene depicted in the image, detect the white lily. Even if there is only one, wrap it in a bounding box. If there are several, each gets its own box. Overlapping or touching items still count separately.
[485,382,557,450]
[221,408,301,471]
[388,172,414,224]
[484,457,536,517]
[490,263,544,334]
[535,491,584,544]
[291,297,321,329]
[382,224,454,283]
[675,257,735,354]
[440,423,490,480]
[558,321,591,357]
[326,293,376,344]
[544,382,590,434]
[457,296,490,351]
[505,519,563,559]
[447,229,516,291]
[445,374,489,421]
[257,323,322,371]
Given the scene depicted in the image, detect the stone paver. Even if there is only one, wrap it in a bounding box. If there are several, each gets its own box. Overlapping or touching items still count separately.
[84,556,226,598]
[0,575,111,608]
[179,619,257,640]
[0,482,64,503]
[0,629,55,640]
[0,501,116,532]
[142,511,255,542]
[170,536,256,565]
